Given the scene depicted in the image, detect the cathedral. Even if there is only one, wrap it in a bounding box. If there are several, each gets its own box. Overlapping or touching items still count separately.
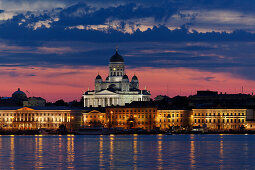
[83,49,151,107]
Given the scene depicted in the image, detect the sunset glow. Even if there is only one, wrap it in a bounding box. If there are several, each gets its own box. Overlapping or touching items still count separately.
[0,66,254,102]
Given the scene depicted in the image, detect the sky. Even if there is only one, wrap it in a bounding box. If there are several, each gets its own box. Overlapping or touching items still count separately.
[0,0,255,102]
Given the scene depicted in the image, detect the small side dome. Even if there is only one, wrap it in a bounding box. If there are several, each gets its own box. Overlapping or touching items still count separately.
[12,88,27,101]
[110,50,124,62]
[132,75,138,81]
[96,74,102,80]
[122,74,129,79]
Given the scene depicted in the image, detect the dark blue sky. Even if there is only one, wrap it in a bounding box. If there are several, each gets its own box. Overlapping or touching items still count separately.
[0,0,255,101]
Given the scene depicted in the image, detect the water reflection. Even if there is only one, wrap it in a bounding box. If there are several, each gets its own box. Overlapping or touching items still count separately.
[67,136,75,169]
[157,134,163,169]
[190,134,195,169]
[133,134,138,170]
[0,135,254,169]
[10,136,15,169]
[109,135,114,169]
[35,136,43,168]
[58,135,63,165]
[99,135,104,168]
[219,135,224,169]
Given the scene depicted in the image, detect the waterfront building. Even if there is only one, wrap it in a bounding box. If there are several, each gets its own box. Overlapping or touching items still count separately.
[82,104,255,131]
[82,109,106,127]
[0,88,46,107]
[192,109,253,130]
[0,106,84,130]
[156,110,192,130]
[23,97,46,107]
[83,50,151,107]
[189,90,255,108]
[106,105,157,130]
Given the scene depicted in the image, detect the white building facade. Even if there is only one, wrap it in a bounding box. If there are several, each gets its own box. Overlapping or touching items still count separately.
[83,50,151,107]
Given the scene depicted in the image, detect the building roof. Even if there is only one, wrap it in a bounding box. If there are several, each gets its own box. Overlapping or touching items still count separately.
[0,106,87,111]
[122,74,129,79]
[110,51,124,62]
[132,75,138,80]
[12,88,27,100]
[96,74,102,80]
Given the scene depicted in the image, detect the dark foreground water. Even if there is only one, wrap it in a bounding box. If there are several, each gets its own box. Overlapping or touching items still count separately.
[0,134,254,169]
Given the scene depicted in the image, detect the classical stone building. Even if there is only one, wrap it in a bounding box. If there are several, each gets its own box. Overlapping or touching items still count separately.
[106,105,157,130]
[156,110,192,130]
[82,109,107,127]
[83,50,151,107]
[192,109,252,130]
[0,106,84,131]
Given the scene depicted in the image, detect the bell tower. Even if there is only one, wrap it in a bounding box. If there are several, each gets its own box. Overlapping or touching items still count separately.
[109,49,125,82]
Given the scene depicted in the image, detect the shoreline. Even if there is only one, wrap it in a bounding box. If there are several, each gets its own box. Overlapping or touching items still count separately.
[0,130,255,135]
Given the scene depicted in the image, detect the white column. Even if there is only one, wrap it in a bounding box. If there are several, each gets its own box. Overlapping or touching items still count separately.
[107,98,110,106]
[113,98,116,105]
[101,98,104,107]
[94,98,96,107]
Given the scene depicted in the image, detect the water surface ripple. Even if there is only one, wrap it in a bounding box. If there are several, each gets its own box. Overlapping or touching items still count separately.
[0,134,254,169]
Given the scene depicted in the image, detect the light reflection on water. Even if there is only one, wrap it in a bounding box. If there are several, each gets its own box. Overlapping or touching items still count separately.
[0,135,255,169]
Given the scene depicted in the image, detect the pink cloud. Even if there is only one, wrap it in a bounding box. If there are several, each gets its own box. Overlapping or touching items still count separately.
[0,66,254,102]
[37,47,74,54]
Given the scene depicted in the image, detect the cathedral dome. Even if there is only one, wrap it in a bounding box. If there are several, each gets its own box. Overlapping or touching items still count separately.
[123,74,129,79]
[12,88,27,101]
[110,50,124,62]
[132,75,138,81]
[96,74,102,80]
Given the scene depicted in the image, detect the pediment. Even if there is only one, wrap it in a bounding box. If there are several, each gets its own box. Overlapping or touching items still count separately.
[96,90,117,95]
[17,107,34,111]
[88,110,103,114]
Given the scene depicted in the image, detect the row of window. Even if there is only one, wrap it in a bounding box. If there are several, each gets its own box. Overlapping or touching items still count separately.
[85,120,105,123]
[85,115,105,118]
[194,112,245,116]
[159,114,183,118]
[1,123,62,128]
[112,109,156,113]
[111,121,153,125]
[110,72,123,76]
[159,119,183,123]
[110,68,123,71]
[194,118,245,123]
[206,125,240,129]
[111,115,156,119]
[0,117,69,122]
[0,113,70,117]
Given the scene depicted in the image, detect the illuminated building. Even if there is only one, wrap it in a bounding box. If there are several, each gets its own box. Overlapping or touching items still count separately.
[106,106,157,130]
[1,104,255,132]
[83,105,255,131]
[82,109,107,127]
[0,106,84,130]
[156,110,192,130]
[83,49,151,107]
[192,109,252,130]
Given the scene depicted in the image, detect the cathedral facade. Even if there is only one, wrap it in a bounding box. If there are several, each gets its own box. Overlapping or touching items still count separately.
[83,50,151,107]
